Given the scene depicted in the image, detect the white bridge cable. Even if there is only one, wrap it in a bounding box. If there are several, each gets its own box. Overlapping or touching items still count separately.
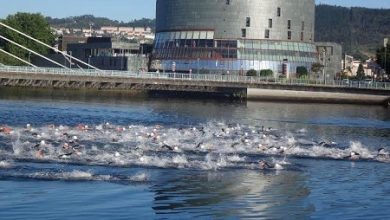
[0,22,101,71]
[0,34,70,69]
[0,48,37,67]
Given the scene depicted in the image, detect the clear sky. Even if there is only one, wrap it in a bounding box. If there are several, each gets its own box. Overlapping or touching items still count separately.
[0,0,389,21]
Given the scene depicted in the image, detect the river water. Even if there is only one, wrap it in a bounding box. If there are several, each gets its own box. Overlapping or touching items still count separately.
[0,88,389,219]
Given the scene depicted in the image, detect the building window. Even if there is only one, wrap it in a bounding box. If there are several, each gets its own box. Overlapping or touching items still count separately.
[241,28,247,38]
[300,32,304,41]
[287,31,291,40]
[246,17,251,27]
[301,21,305,31]
[226,0,230,5]
[268,19,273,28]
[277,7,281,17]
[287,20,291,29]
[265,29,270,39]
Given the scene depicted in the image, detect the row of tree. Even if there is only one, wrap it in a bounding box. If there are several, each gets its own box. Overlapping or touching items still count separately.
[246,64,324,78]
[47,15,156,31]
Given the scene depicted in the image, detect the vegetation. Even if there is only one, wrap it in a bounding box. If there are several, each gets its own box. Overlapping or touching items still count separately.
[311,63,324,76]
[296,66,308,78]
[0,13,55,65]
[47,15,156,31]
[356,63,365,80]
[246,69,258,77]
[259,69,273,77]
[315,5,390,58]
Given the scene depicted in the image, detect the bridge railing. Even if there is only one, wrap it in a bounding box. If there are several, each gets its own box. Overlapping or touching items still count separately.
[0,65,389,90]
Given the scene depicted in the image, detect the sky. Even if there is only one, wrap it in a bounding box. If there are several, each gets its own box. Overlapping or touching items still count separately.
[0,0,389,21]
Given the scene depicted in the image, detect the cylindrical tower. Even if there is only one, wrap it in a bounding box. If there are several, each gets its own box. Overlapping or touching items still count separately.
[151,0,318,76]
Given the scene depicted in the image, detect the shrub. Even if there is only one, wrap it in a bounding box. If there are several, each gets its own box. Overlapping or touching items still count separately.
[246,69,258,76]
[296,66,308,78]
[259,69,273,77]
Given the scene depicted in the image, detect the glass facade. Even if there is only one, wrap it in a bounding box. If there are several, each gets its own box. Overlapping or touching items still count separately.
[152,31,318,75]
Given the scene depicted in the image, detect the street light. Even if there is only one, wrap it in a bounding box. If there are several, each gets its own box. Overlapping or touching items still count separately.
[69,51,72,68]
[197,58,200,74]
[322,48,326,84]
[384,38,388,77]
[88,55,91,69]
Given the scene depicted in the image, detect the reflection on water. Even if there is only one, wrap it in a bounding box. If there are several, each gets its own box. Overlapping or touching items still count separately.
[151,170,313,219]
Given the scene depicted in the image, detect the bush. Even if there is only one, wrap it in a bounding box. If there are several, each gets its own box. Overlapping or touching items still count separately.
[259,69,273,77]
[246,69,258,77]
[296,66,308,78]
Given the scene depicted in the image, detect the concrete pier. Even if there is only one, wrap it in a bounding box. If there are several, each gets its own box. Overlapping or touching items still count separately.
[247,88,390,105]
[0,68,389,106]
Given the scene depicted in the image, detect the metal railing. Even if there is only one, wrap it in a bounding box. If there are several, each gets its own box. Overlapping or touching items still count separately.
[0,65,389,90]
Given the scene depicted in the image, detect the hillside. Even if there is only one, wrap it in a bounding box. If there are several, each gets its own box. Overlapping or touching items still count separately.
[315,5,390,59]
[46,5,390,58]
[47,15,155,31]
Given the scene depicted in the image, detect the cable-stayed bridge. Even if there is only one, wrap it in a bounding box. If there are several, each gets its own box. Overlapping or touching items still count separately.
[0,21,389,105]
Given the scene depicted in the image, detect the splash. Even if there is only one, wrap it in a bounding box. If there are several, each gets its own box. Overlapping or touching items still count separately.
[0,122,388,173]
[0,160,13,169]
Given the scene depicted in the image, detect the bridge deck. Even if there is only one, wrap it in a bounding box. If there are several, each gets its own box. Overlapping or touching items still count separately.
[0,66,389,105]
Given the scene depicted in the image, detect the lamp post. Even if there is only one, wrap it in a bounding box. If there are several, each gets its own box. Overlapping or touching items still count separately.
[385,38,388,77]
[197,58,200,74]
[88,55,91,69]
[69,51,72,68]
[322,48,326,84]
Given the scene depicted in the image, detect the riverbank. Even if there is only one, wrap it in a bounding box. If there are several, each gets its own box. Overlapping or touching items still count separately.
[1,86,389,107]
[247,88,390,106]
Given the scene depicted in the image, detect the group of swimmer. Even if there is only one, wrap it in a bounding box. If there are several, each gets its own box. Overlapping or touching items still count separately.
[1,123,390,169]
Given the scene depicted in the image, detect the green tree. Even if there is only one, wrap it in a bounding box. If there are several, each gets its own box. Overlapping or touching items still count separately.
[259,69,273,77]
[246,69,258,77]
[0,13,55,65]
[296,66,308,78]
[356,63,365,80]
[311,63,324,76]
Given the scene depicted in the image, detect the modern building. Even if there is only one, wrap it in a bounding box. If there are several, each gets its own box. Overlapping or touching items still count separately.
[315,42,342,79]
[150,0,319,77]
[33,37,150,71]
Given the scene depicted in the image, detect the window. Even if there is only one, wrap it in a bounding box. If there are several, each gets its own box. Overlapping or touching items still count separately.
[226,0,230,5]
[301,21,305,31]
[265,29,270,39]
[287,31,291,40]
[268,19,273,28]
[246,17,251,27]
[277,7,281,17]
[288,20,291,29]
[241,28,247,38]
[300,32,304,41]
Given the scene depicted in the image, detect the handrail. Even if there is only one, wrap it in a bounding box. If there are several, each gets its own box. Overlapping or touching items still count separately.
[0,65,389,90]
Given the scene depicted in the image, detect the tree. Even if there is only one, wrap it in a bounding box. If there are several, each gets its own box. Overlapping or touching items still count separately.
[246,69,258,77]
[356,63,365,80]
[296,66,308,78]
[311,62,324,77]
[0,13,55,65]
[259,69,273,77]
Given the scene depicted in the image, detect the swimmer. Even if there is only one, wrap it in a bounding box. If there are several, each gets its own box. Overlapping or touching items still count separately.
[161,144,174,151]
[36,149,45,158]
[196,142,205,149]
[344,151,361,160]
[258,160,283,170]
[258,160,273,169]
[376,148,390,160]
[0,126,12,134]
